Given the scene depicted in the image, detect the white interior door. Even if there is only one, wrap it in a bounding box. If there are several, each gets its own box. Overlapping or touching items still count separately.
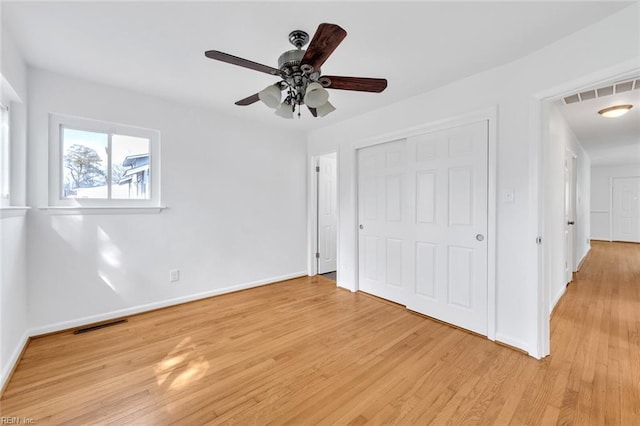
[357,139,409,305]
[317,154,337,274]
[405,121,489,335]
[564,155,576,284]
[612,177,640,243]
[358,121,489,335]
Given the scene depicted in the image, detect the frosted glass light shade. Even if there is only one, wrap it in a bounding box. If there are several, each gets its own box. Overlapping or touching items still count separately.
[275,102,293,119]
[316,101,335,117]
[598,104,633,118]
[304,82,329,108]
[258,85,282,109]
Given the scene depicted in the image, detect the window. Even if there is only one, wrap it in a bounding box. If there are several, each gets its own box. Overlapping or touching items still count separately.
[49,114,160,209]
[0,104,9,206]
[61,128,150,200]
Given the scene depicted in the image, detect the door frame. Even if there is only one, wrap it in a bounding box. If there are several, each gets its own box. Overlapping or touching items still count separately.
[352,106,498,341]
[308,151,339,277]
[533,60,640,359]
[564,149,577,284]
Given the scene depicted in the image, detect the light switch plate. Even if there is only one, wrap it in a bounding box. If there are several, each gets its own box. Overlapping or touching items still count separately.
[502,188,515,204]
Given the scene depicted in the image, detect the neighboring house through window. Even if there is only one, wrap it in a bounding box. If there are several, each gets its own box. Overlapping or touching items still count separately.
[120,153,150,199]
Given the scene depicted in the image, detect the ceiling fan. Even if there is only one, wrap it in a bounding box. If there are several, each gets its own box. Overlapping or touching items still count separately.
[204,23,387,119]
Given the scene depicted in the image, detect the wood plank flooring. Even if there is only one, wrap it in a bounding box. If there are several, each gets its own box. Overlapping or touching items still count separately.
[1,241,638,424]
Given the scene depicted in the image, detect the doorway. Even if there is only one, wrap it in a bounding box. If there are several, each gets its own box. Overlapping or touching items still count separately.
[537,65,640,358]
[315,153,337,277]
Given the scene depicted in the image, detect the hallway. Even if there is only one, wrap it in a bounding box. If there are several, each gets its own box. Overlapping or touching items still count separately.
[541,241,640,424]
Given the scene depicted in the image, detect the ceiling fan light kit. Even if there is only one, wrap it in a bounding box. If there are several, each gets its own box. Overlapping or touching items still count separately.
[304,82,330,108]
[597,104,633,118]
[275,102,294,119]
[316,101,336,118]
[258,84,282,109]
[205,23,387,119]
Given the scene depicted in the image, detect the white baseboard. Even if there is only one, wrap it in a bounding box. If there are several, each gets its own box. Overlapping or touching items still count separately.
[550,249,580,312]
[1,331,30,392]
[550,284,566,314]
[576,245,591,271]
[337,282,356,292]
[495,332,534,358]
[29,271,307,336]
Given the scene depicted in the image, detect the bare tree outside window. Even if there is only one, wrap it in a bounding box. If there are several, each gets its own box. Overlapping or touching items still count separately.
[64,144,106,190]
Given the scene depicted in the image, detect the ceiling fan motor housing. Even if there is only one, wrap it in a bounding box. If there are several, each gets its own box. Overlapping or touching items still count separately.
[279,30,320,79]
[278,49,305,71]
[278,48,322,104]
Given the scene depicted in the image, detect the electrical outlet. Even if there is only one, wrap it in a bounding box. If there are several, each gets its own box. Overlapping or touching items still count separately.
[169,269,180,282]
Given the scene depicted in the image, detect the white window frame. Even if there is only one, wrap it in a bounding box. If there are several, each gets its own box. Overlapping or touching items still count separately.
[49,114,161,210]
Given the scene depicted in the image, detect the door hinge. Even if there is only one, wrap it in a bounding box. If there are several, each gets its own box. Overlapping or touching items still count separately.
[316,165,320,172]
[315,252,320,259]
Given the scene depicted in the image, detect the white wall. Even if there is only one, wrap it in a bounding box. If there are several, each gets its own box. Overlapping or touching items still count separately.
[0,27,29,388]
[26,68,308,333]
[591,164,640,240]
[546,104,591,312]
[307,4,639,357]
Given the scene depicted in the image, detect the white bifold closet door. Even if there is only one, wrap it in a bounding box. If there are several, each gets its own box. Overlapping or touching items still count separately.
[358,121,489,335]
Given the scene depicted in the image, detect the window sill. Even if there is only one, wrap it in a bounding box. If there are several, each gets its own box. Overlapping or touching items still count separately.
[0,206,31,219]
[38,206,167,215]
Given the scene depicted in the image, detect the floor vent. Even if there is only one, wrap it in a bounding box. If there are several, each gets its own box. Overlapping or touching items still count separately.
[73,319,128,334]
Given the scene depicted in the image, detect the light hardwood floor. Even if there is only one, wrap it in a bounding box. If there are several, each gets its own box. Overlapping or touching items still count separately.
[1,241,639,424]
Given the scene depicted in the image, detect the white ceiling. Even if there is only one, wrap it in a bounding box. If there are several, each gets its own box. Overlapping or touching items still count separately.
[1,1,634,133]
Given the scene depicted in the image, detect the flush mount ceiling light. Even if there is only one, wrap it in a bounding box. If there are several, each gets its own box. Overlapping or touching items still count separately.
[205,23,387,119]
[598,104,633,118]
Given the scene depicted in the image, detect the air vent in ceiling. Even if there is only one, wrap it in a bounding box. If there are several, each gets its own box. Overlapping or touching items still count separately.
[562,77,639,105]
[579,90,596,101]
[597,86,614,97]
[615,81,634,93]
[563,94,580,104]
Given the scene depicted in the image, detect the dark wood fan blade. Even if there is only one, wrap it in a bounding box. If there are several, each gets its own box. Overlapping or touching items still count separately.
[205,50,280,76]
[301,23,347,71]
[308,106,318,117]
[235,93,260,106]
[322,76,387,93]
